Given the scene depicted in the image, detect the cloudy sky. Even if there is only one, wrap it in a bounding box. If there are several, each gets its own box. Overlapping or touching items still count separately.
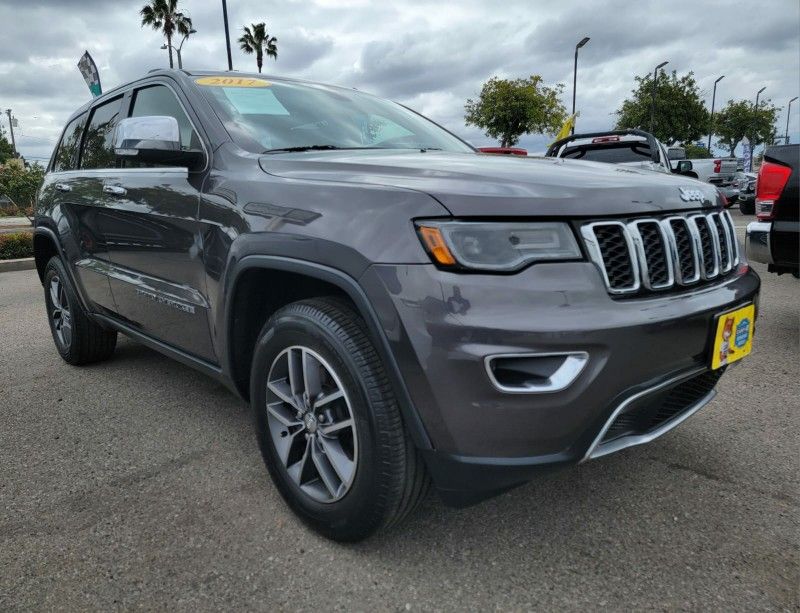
[1,0,798,164]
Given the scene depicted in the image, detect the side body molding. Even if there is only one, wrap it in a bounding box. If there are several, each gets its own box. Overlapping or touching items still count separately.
[222,255,433,450]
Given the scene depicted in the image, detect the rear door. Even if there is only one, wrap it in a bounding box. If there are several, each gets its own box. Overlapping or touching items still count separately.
[47,100,123,314]
[95,81,215,361]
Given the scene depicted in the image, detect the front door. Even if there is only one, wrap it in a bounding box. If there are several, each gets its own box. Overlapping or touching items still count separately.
[87,82,215,361]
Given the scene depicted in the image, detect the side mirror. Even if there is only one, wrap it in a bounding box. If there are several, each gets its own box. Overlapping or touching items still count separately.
[674,160,693,175]
[114,116,202,168]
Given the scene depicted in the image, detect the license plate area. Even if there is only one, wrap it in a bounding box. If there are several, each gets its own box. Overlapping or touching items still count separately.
[711,303,754,369]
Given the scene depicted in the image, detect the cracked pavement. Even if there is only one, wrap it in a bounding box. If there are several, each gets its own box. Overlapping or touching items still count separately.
[1,209,797,611]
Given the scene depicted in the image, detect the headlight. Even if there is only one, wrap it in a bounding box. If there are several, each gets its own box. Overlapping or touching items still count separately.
[416,221,582,271]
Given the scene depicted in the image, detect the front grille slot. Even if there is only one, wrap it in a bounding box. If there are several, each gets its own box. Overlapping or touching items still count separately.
[583,222,638,292]
[583,211,736,296]
[666,217,699,283]
[691,215,719,279]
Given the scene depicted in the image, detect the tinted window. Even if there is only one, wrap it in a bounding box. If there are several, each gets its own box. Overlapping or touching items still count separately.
[80,96,124,169]
[52,113,87,172]
[130,85,199,150]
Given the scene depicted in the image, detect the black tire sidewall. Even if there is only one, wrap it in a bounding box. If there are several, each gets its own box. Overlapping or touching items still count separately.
[251,308,390,539]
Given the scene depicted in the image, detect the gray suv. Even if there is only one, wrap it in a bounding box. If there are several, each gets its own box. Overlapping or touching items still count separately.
[34,70,760,541]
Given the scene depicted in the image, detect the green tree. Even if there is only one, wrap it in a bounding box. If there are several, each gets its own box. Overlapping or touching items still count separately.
[140,0,193,69]
[0,128,14,165]
[615,70,709,145]
[0,163,45,214]
[713,99,779,156]
[238,22,278,73]
[681,142,712,159]
[464,75,566,148]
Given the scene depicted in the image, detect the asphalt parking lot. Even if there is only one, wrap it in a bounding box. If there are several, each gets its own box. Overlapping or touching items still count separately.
[1,209,797,611]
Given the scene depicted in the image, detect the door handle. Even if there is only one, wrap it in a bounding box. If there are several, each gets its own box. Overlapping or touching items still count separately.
[55,183,71,193]
[102,184,127,196]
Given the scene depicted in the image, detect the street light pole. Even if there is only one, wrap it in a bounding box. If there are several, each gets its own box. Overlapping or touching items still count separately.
[162,29,196,70]
[650,61,669,133]
[785,96,797,145]
[571,36,590,134]
[751,86,766,169]
[221,0,233,71]
[707,75,724,153]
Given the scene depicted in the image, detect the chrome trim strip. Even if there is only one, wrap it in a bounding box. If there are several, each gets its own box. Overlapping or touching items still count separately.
[582,366,715,462]
[721,209,740,266]
[484,351,589,394]
[580,221,640,294]
[710,212,733,273]
[628,219,674,290]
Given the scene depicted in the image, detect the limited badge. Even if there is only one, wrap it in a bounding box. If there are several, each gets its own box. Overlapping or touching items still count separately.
[194,76,271,88]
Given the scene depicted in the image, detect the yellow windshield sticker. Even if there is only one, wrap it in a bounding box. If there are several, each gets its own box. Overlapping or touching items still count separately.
[195,76,271,88]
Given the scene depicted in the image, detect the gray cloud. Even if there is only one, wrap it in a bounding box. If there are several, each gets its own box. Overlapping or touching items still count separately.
[0,0,798,163]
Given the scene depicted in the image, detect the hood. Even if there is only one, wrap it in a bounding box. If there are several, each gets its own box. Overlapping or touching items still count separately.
[259,150,720,217]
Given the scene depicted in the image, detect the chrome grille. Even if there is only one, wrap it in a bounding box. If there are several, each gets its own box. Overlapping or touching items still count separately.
[582,211,738,295]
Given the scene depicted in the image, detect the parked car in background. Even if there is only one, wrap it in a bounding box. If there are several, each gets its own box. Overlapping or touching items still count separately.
[34,69,760,541]
[674,153,739,197]
[735,171,757,214]
[545,129,678,174]
[746,144,799,277]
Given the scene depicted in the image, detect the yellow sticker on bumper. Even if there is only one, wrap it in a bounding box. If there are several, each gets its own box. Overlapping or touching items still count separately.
[711,303,755,369]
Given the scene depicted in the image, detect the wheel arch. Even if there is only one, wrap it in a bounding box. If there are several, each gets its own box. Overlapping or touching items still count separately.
[33,227,62,283]
[224,256,432,450]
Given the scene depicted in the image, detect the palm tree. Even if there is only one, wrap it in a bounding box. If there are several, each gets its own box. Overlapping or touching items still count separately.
[140,0,193,69]
[238,23,278,73]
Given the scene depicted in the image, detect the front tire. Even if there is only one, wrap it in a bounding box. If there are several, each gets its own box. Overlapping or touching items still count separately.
[43,256,117,365]
[250,297,429,541]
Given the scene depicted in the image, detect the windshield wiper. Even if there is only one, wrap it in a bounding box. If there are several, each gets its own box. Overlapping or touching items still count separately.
[262,145,345,154]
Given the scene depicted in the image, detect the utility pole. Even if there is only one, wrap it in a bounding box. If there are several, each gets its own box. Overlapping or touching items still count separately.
[571,37,590,134]
[650,61,669,133]
[5,109,17,157]
[786,96,798,144]
[221,0,233,71]
[707,75,724,153]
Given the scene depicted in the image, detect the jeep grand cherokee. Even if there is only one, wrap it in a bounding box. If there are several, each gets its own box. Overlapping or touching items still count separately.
[34,70,760,541]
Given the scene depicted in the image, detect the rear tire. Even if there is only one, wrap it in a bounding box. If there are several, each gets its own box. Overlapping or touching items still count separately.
[250,297,429,542]
[739,199,755,215]
[43,256,117,365]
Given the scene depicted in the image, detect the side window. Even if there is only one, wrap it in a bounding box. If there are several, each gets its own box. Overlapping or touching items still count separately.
[80,96,124,170]
[130,85,199,151]
[52,113,87,172]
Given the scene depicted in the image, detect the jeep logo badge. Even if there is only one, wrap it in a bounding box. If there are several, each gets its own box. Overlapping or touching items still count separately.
[679,187,705,202]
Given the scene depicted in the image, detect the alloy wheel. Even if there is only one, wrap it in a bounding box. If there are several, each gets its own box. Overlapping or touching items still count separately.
[49,275,72,348]
[266,345,358,503]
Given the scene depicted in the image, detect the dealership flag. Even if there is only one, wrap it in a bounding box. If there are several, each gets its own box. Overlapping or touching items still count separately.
[741,137,752,173]
[77,51,102,97]
[553,114,576,143]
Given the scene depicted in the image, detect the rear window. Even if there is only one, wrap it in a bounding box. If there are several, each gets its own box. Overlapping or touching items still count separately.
[561,143,652,164]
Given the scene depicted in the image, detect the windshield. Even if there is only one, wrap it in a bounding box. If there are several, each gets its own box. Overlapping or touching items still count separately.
[194,76,474,154]
[561,142,652,164]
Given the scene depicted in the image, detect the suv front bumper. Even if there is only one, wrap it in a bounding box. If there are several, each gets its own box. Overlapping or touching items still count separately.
[359,261,760,505]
